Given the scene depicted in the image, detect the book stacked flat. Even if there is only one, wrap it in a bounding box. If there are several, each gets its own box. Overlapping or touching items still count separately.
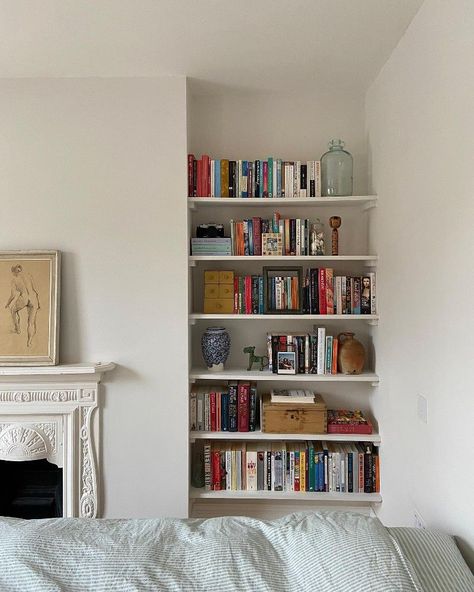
[327,410,373,434]
[191,238,232,256]
[270,389,316,404]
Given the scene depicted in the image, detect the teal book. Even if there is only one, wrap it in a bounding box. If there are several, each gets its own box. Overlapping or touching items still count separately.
[215,159,221,196]
[268,157,273,198]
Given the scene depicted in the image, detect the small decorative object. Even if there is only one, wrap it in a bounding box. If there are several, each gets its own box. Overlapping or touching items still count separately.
[309,220,325,256]
[243,346,269,371]
[329,216,342,255]
[337,332,365,375]
[263,266,303,314]
[277,351,296,375]
[203,270,234,314]
[262,233,283,256]
[0,250,60,366]
[321,139,353,197]
[201,326,230,372]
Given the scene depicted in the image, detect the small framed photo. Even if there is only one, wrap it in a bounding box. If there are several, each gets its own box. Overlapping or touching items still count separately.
[263,266,303,314]
[277,351,296,375]
[262,233,282,256]
[0,251,60,366]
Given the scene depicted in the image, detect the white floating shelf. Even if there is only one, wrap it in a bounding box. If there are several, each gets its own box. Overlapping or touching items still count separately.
[189,487,382,503]
[189,255,378,264]
[188,196,378,208]
[189,368,379,384]
[189,431,381,444]
[190,313,379,323]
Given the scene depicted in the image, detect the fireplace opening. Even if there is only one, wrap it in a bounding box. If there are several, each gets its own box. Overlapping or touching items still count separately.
[0,459,63,519]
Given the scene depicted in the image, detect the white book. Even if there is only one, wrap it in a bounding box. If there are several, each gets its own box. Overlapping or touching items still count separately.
[369,272,377,314]
[289,450,295,492]
[308,160,315,197]
[238,160,242,198]
[296,219,301,255]
[305,334,310,373]
[275,277,282,310]
[204,392,210,431]
[225,446,232,490]
[246,445,258,491]
[315,160,321,197]
[341,276,347,314]
[317,327,326,375]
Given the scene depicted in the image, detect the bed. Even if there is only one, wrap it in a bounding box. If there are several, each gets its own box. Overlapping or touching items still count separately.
[0,511,472,591]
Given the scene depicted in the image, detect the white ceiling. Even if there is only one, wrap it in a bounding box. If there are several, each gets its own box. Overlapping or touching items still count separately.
[0,0,423,93]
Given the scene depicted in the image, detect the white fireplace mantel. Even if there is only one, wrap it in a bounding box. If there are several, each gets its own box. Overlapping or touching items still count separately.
[0,362,114,518]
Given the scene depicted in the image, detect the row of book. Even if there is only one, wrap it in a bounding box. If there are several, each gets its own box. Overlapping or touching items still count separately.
[190,383,259,433]
[303,269,377,315]
[188,155,322,198]
[268,330,343,375]
[231,275,264,314]
[197,440,379,493]
[229,215,319,257]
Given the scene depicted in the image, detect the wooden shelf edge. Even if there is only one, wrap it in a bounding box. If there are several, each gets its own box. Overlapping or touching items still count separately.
[189,369,379,384]
[189,431,381,444]
[189,488,382,503]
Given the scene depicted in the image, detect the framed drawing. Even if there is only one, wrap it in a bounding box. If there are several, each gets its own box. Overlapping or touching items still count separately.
[263,266,303,314]
[0,251,60,366]
[262,233,283,256]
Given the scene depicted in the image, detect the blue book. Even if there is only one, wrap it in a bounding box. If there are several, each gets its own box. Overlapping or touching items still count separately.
[318,452,325,492]
[347,451,353,493]
[221,392,229,431]
[248,219,254,255]
[258,276,264,313]
[242,161,248,198]
[308,442,315,491]
[215,159,221,197]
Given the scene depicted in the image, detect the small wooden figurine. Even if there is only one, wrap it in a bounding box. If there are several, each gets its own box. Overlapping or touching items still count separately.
[243,346,269,371]
[329,216,342,256]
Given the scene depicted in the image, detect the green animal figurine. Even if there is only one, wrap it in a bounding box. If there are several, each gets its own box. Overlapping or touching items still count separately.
[243,346,269,371]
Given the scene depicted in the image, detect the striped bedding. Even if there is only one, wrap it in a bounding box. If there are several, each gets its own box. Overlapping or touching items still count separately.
[0,511,470,591]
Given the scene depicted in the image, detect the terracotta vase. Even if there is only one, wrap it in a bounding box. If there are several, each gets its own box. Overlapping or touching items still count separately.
[337,332,365,375]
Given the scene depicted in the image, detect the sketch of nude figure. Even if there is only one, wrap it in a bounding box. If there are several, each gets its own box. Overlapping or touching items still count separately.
[4,265,41,347]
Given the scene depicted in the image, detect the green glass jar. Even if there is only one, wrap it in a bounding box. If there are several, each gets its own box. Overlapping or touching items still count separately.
[321,139,353,197]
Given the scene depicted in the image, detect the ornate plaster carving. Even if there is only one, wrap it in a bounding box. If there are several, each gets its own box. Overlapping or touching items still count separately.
[0,390,78,403]
[80,406,98,518]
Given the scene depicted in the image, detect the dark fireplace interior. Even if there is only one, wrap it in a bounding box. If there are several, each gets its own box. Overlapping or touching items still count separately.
[0,459,63,519]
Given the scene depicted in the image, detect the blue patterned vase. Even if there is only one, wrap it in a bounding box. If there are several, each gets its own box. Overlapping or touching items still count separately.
[201,327,230,372]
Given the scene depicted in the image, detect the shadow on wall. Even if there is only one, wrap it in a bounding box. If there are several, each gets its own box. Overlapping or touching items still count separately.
[58,251,84,363]
[455,537,474,573]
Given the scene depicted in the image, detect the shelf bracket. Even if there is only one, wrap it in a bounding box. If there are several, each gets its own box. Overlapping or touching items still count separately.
[371,380,379,387]
[362,201,378,212]
[367,319,379,326]
[188,317,196,326]
[189,259,196,268]
[364,260,378,268]
[188,201,197,211]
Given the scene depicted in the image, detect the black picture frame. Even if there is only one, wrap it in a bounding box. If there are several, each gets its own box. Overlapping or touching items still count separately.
[263,266,303,314]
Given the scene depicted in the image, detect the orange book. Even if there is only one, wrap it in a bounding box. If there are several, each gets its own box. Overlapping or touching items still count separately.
[331,338,338,374]
[221,160,229,197]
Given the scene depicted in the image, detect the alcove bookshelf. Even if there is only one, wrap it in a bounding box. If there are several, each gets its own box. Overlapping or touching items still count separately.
[187,192,380,517]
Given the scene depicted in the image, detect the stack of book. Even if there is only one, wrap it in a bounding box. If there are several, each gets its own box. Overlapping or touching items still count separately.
[188,155,321,198]
[190,382,259,432]
[191,238,232,256]
[267,330,340,375]
[199,440,379,493]
[270,389,316,404]
[303,269,377,315]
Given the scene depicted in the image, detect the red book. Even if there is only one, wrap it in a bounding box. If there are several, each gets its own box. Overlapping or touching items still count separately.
[263,161,268,197]
[327,410,373,434]
[252,217,262,256]
[210,392,216,431]
[211,446,221,490]
[187,154,195,197]
[238,382,250,432]
[202,154,210,197]
[245,276,252,314]
[197,159,202,197]
[318,269,327,314]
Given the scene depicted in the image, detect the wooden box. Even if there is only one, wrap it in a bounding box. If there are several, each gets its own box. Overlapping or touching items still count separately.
[261,394,327,434]
[203,298,234,313]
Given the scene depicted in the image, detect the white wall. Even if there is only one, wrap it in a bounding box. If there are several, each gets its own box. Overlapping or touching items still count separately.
[189,90,368,195]
[366,0,474,566]
[0,77,189,518]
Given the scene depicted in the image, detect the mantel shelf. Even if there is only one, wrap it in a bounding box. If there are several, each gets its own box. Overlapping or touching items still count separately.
[0,363,115,377]
[189,488,382,503]
[188,196,377,208]
[190,431,381,444]
[190,368,379,385]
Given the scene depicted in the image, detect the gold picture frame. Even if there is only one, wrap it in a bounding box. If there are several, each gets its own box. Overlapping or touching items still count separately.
[0,251,60,366]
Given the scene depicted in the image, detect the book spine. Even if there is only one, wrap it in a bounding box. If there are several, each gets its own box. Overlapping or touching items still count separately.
[353,277,361,314]
[189,390,197,430]
[257,450,265,490]
[267,157,273,198]
[317,327,326,375]
[221,392,229,431]
[249,383,257,431]
[187,154,195,197]
[255,160,261,197]
[204,442,211,490]
[318,269,327,314]
[369,272,377,314]
[263,161,268,197]
[210,392,216,431]
[326,268,334,314]
[202,155,210,197]
[210,160,215,197]
[253,217,262,256]
[238,383,250,432]
[308,443,315,491]
[315,160,321,197]
[221,160,229,197]
[212,447,221,490]
[228,384,238,432]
